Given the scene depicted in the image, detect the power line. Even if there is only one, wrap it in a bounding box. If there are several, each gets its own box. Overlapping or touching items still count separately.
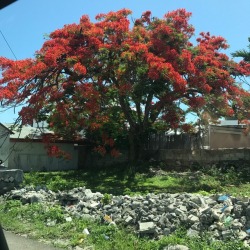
[0,30,17,60]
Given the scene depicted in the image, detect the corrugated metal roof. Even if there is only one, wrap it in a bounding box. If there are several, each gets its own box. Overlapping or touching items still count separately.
[3,124,53,139]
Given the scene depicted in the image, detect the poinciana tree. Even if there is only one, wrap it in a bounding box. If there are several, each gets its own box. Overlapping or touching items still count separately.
[0,9,249,162]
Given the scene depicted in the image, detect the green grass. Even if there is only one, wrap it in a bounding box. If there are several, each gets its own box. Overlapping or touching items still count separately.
[2,163,250,249]
[22,163,250,197]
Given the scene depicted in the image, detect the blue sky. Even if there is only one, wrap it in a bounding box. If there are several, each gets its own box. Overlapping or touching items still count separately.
[0,0,249,123]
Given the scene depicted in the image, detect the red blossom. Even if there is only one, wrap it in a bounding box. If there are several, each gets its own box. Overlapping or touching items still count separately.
[73,62,87,75]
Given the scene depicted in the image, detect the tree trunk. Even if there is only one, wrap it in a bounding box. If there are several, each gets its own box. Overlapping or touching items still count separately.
[128,127,146,164]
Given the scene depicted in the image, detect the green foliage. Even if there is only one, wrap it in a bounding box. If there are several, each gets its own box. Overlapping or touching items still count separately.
[22,170,85,191]
[232,37,250,62]
[1,200,64,224]
[101,193,112,205]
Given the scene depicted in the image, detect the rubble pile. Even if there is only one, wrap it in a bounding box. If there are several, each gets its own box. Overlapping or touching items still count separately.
[4,186,250,246]
[0,169,23,195]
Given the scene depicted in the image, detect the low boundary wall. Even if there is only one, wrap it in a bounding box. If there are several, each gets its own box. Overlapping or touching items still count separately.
[0,169,23,194]
[156,148,250,166]
[80,148,250,168]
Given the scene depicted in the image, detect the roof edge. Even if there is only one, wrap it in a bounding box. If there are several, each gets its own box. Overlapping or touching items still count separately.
[0,123,14,134]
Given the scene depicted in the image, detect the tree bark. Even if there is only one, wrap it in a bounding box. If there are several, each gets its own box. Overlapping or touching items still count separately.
[128,126,147,164]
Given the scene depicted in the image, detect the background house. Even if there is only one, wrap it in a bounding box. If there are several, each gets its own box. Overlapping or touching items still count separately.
[0,123,13,168]
[6,123,80,172]
[205,120,250,149]
[147,120,250,151]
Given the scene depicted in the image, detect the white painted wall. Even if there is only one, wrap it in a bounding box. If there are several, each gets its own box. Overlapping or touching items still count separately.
[8,141,78,172]
[0,125,10,168]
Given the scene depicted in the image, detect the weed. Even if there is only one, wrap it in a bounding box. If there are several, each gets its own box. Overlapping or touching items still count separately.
[101,193,112,205]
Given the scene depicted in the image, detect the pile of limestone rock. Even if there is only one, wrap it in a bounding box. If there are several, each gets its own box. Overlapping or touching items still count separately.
[0,169,23,195]
[3,186,250,247]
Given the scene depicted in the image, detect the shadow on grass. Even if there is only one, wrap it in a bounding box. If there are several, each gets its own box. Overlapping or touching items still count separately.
[23,162,250,196]
[23,164,150,195]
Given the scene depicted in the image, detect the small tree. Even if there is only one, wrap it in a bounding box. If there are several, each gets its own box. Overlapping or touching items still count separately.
[232,37,250,128]
[0,9,248,162]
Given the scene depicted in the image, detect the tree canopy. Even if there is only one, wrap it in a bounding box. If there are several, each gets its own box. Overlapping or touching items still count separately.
[0,9,249,161]
[231,37,250,126]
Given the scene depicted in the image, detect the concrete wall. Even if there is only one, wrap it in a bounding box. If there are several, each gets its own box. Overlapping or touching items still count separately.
[156,148,250,166]
[209,125,250,149]
[0,125,10,168]
[79,147,250,168]
[8,141,78,172]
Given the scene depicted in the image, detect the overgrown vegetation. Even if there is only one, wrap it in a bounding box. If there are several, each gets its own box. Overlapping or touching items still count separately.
[22,162,250,197]
[1,162,250,249]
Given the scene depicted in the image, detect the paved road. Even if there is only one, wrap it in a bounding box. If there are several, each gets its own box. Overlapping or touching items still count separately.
[3,230,63,250]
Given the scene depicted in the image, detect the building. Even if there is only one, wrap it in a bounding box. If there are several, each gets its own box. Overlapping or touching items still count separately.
[6,124,80,172]
[205,120,250,149]
[0,123,13,168]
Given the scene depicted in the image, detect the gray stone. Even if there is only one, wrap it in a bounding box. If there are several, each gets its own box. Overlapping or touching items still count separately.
[205,197,217,206]
[148,198,156,205]
[131,201,141,209]
[0,169,23,194]
[222,230,234,240]
[163,244,189,250]
[231,220,243,229]
[246,206,250,218]
[65,216,72,222]
[9,176,14,182]
[188,201,199,209]
[199,213,214,224]
[191,222,201,231]
[46,220,57,227]
[186,228,199,238]
[139,222,156,234]
[163,228,171,235]
[233,204,243,218]
[103,205,112,210]
[124,215,133,224]
[188,215,199,224]
[199,206,211,214]
[211,209,223,220]
[82,208,90,214]
[238,231,248,240]
[179,205,187,212]
[240,216,247,225]
[89,201,100,209]
[113,197,123,206]
[84,189,94,200]
[21,192,45,203]
[166,204,176,212]
[223,205,233,214]
[158,214,167,226]
[190,195,203,205]
[157,205,165,212]
[147,214,155,220]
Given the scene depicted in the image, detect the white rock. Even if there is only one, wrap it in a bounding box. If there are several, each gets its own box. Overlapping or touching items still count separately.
[139,222,156,234]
